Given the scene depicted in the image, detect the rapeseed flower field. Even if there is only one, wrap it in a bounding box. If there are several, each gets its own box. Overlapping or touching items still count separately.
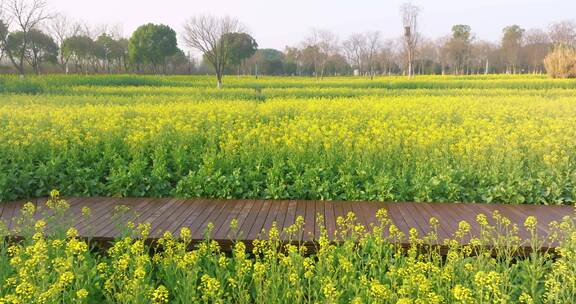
[0,75,575,204]
[1,75,576,303]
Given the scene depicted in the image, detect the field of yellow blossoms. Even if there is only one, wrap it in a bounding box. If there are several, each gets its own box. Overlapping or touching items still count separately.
[1,75,576,303]
[0,193,575,303]
[0,74,575,203]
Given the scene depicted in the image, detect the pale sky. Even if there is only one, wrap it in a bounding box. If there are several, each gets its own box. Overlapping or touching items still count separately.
[48,0,576,50]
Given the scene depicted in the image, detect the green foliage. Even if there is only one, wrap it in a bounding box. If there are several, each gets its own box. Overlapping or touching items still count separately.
[128,23,179,68]
[451,24,472,42]
[62,36,94,60]
[223,32,258,66]
[252,49,286,75]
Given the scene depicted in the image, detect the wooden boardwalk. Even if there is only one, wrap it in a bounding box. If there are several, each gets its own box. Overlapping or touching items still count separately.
[0,197,573,251]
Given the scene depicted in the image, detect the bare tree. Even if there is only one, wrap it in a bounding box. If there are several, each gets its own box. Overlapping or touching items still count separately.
[400,1,420,77]
[0,1,7,62]
[522,29,550,73]
[501,25,525,74]
[303,28,338,78]
[0,0,49,77]
[548,20,576,48]
[182,15,244,89]
[417,38,438,75]
[342,33,366,75]
[365,31,381,79]
[435,36,449,75]
[445,25,474,75]
[377,39,398,76]
[48,13,81,73]
[472,40,496,74]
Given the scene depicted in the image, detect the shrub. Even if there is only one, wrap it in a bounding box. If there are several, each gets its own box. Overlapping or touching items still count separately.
[544,46,576,78]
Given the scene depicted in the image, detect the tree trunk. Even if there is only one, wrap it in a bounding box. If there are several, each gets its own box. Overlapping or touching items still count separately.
[407,49,413,78]
[18,58,25,78]
[216,72,223,89]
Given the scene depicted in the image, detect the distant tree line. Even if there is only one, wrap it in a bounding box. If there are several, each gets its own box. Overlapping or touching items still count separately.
[2,0,576,84]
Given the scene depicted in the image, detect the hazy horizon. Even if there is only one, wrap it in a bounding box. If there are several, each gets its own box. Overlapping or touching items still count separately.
[44,0,576,50]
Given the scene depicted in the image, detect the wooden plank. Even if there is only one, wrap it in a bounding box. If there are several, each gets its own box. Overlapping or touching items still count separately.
[261,200,281,239]
[50,197,92,230]
[386,203,410,234]
[179,199,212,237]
[332,200,345,225]
[40,197,85,236]
[340,202,354,220]
[294,200,307,242]
[233,199,257,232]
[350,201,366,227]
[314,200,325,239]
[86,197,147,237]
[496,204,547,238]
[123,197,165,228]
[281,200,298,238]
[237,200,263,240]
[429,203,463,239]
[303,200,316,241]
[0,200,18,221]
[360,202,379,228]
[541,205,572,220]
[5,201,22,231]
[520,205,563,228]
[213,199,244,239]
[148,198,188,237]
[142,198,180,228]
[192,200,229,239]
[324,201,336,239]
[80,197,126,238]
[247,200,272,240]
[211,200,240,240]
[447,203,482,242]
[162,199,206,237]
[389,203,425,236]
[275,200,288,233]
[217,199,257,240]
[274,200,289,232]
[416,203,453,242]
[187,199,224,239]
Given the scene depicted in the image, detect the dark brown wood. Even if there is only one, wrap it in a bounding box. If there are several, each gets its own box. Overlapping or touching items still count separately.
[237,200,261,240]
[1,197,573,253]
[229,199,257,240]
[281,200,298,239]
[179,199,212,238]
[324,201,336,238]
[247,200,271,240]
[303,200,316,241]
[294,200,307,241]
